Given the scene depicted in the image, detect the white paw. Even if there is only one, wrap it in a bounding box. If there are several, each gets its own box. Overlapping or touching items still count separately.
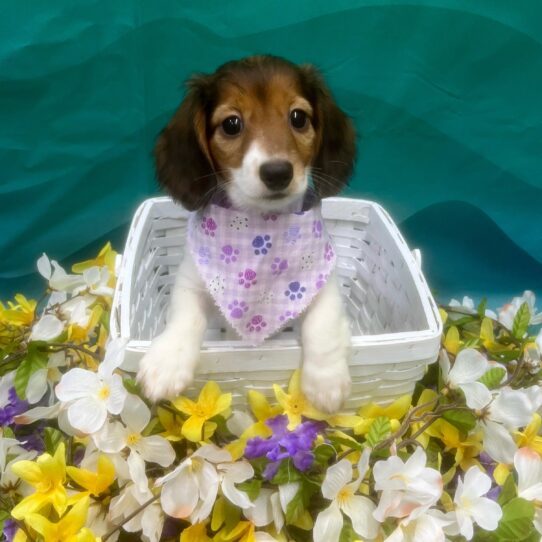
[136,332,199,402]
[301,361,351,414]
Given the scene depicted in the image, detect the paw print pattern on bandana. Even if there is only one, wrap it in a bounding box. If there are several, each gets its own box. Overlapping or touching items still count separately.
[283,225,301,245]
[252,235,272,255]
[324,242,335,262]
[284,281,306,300]
[301,253,315,271]
[220,244,240,264]
[229,215,249,230]
[246,314,267,332]
[201,217,217,237]
[228,300,249,319]
[238,268,257,289]
[271,257,288,276]
[316,273,329,290]
[208,275,225,295]
[312,220,323,238]
[198,246,211,265]
[279,309,299,322]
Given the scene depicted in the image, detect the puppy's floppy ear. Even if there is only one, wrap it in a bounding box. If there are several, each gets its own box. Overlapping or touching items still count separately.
[301,65,357,198]
[154,75,216,210]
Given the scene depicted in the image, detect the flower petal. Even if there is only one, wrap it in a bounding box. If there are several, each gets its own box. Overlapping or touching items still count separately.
[459,382,491,410]
[93,421,127,453]
[105,373,128,416]
[481,420,517,464]
[160,469,199,519]
[121,392,150,432]
[448,349,488,385]
[67,397,107,434]
[30,314,64,341]
[342,494,379,539]
[127,451,148,492]
[182,415,206,442]
[56,368,100,402]
[514,447,542,500]
[313,501,343,542]
[193,444,232,464]
[321,459,352,500]
[25,368,48,404]
[244,488,274,526]
[135,435,175,467]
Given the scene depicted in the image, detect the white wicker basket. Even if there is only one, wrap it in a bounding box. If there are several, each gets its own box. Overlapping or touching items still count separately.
[110,196,442,409]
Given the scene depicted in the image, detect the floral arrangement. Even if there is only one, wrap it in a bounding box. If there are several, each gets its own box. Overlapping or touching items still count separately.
[1,244,542,542]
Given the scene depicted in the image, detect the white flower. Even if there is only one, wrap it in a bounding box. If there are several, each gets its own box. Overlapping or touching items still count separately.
[109,483,163,542]
[373,447,442,522]
[449,297,497,319]
[0,371,15,408]
[156,445,253,523]
[439,349,491,409]
[25,352,66,404]
[314,449,380,542]
[93,394,175,492]
[384,508,453,542]
[514,447,542,502]
[498,290,542,330]
[448,466,502,540]
[1,438,37,486]
[243,483,298,532]
[38,253,113,297]
[29,314,64,341]
[55,339,128,434]
[478,386,542,463]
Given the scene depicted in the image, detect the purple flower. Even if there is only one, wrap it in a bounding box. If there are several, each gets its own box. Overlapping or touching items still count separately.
[0,388,28,427]
[3,519,17,542]
[245,414,325,480]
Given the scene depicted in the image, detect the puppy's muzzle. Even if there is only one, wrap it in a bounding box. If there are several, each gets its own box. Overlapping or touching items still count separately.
[259,160,294,192]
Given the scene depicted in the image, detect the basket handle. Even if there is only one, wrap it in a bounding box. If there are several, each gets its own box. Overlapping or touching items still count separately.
[411,248,422,269]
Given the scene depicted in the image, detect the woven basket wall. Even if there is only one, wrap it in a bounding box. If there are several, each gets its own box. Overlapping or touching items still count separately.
[111,197,442,409]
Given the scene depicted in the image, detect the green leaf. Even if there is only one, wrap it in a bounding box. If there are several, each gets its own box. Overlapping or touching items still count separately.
[512,302,531,339]
[14,345,48,399]
[339,520,357,542]
[313,444,336,466]
[44,427,64,455]
[442,409,476,432]
[271,460,302,485]
[285,488,305,524]
[366,417,391,447]
[494,497,535,540]
[327,435,362,451]
[479,367,507,389]
[236,479,262,501]
[498,473,517,507]
[478,297,488,319]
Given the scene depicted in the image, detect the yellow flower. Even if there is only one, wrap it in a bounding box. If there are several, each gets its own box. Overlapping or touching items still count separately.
[158,406,185,441]
[354,394,412,436]
[426,419,482,470]
[214,520,261,542]
[0,294,36,326]
[515,413,542,455]
[443,326,461,355]
[66,455,115,497]
[180,522,212,541]
[273,370,326,428]
[67,304,103,346]
[72,242,117,277]
[25,497,91,542]
[493,463,510,486]
[439,308,448,325]
[226,391,280,460]
[172,381,232,442]
[11,443,68,519]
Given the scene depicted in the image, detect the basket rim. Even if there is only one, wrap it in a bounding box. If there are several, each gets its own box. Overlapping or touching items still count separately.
[110,196,443,346]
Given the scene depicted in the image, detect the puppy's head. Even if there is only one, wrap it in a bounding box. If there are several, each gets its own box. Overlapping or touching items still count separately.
[155,56,356,212]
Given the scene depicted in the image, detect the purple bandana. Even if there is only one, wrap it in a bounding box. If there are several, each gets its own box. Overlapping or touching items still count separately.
[187,200,337,345]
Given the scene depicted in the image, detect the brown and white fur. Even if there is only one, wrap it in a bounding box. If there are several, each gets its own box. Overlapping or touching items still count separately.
[136,55,356,413]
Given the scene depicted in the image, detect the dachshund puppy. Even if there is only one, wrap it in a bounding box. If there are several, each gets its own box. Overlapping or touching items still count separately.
[137,55,356,413]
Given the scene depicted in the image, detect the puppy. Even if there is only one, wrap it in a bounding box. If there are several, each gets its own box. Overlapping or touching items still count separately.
[137,55,356,413]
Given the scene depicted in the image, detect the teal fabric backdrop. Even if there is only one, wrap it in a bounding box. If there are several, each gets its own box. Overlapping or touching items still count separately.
[1,1,541,307]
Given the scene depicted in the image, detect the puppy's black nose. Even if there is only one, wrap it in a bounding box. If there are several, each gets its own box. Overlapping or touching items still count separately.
[259,160,293,191]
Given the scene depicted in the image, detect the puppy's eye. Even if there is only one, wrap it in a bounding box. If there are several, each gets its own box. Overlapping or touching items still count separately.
[290,109,308,130]
[221,115,243,136]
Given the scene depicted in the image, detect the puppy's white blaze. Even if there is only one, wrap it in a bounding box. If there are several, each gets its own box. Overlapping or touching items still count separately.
[228,142,308,212]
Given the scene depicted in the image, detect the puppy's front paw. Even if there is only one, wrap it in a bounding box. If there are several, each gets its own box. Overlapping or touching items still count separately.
[136,333,199,402]
[301,361,351,414]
